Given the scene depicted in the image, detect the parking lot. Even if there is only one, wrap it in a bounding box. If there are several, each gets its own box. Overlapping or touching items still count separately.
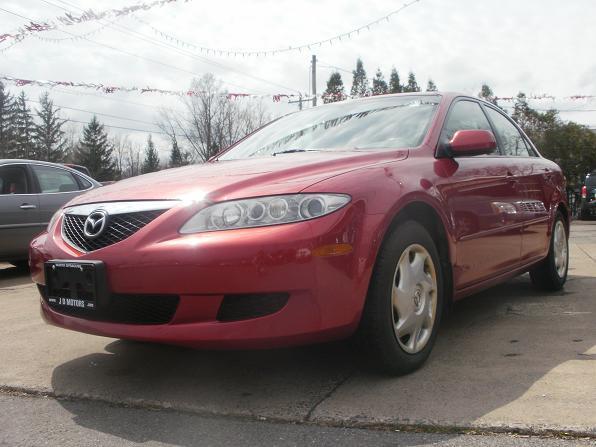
[1,221,595,444]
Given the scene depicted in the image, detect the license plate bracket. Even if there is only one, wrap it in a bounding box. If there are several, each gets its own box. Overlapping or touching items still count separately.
[44,260,107,311]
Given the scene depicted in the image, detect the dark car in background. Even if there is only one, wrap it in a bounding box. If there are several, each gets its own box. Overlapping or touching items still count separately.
[580,171,596,220]
[0,160,100,268]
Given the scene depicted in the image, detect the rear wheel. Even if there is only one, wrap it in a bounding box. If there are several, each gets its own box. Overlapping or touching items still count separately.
[357,221,444,375]
[530,212,568,291]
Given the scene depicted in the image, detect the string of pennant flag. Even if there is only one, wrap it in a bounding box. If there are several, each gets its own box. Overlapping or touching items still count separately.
[0,75,304,102]
[0,0,190,44]
[1,0,421,57]
[131,0,421,58]
[2,75,595,104]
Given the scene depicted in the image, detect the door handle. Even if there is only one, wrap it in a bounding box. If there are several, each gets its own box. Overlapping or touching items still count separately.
[19,203,37,210]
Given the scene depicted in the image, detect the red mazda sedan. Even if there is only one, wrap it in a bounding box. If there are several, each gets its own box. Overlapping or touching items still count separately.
[30,93,569,375]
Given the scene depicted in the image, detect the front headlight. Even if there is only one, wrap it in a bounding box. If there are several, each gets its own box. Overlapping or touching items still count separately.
[180,194,351,234]
[47,209,63,231]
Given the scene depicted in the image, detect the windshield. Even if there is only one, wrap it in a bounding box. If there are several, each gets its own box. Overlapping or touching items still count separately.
[219,95,440,160]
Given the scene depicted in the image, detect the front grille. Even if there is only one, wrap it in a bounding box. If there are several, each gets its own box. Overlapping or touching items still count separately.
[39,285,179,324]
[62,210,165,252]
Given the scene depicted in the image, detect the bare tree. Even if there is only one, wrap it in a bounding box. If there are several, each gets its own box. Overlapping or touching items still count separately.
[158,74,270,162]
[124,141,142,178]
[110,134,130,179]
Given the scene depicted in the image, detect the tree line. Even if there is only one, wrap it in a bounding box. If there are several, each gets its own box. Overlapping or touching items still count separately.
[322,59,594,188]
[0,76,269,181]
[2,69,594,188]
[0,81,173,180]
[322,58,437,103]
[479,84,596,188]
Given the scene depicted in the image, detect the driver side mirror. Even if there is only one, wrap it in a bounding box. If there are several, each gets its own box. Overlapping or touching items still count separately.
[446,130,497,157]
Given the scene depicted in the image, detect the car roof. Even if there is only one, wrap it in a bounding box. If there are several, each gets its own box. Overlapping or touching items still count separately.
[315,91,491,109]
[0,159,100,185]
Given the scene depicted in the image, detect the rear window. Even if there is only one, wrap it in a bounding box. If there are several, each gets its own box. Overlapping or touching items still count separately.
[31,165,80,193]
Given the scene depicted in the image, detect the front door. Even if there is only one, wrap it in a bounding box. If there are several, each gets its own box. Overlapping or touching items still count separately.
[482,106,550,263]
[436,100,525,289]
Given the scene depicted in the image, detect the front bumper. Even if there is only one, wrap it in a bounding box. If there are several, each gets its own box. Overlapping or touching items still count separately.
[30,203,374,349]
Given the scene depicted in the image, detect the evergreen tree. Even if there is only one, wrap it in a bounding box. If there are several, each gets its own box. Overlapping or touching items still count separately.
[322,72,346,103]
[371,69,388,95]
[142,135,160,173]
[0,81,16,158]
[169,138,190,167]
[34,92,67,162]
[75,115,115,181]
[478,83,498,105]
[426,79,438,92]
[403,72,421,93]
[388,68,402,94]
[350,58,369,97]
[13,92,37,159]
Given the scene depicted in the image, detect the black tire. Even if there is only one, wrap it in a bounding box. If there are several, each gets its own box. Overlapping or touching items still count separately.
[529,212,568,291]
[357,220,445,376]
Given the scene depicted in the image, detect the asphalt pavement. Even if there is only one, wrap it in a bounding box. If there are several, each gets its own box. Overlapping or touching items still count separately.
[1,393,595,447]
[1,221,595,446]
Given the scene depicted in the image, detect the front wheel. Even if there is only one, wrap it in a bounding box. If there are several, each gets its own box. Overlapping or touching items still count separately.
[357,221,444,375]
[530,212,568,291]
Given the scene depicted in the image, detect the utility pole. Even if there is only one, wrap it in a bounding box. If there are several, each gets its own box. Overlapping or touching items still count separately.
[311,54,317,107]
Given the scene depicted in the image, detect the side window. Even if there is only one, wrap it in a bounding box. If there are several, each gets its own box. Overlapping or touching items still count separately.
[31,165,80,193]
[484,107,533,157]
[76,175,93,190]
[0,165,30,194]
[441,100,494,148]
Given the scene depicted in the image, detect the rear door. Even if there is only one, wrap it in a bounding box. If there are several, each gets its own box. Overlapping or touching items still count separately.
[0,163,41,260]
[483,106,550,262]
[29,164,89,226]
[438,99,525,289]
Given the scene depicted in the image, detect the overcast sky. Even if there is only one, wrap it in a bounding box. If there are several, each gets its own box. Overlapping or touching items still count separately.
[1,0,595,157]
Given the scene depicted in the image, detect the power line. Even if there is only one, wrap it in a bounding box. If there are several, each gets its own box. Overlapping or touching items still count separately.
[36,0,301,93]
[0,0,189,44]
[63,118,183,137]
[25,98,159,125]
[0,6,259,93]
[318,61,353,74]
[51,87,171,110]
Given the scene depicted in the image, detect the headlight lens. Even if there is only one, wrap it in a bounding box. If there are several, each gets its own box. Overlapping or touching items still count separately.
[180,194,351,234]
[47,209,63,231]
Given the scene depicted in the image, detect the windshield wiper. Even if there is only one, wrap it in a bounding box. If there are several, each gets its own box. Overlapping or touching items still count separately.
[271,149,320,156]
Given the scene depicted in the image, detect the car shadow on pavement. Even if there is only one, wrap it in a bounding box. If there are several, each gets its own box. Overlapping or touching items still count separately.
[50,273,596,445]
[0,264,32,288]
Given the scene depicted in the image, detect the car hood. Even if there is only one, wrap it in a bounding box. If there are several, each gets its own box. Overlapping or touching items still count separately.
[67,150,408,206]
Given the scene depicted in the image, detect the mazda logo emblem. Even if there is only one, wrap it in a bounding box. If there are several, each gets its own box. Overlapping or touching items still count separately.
[83,209,109,239]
